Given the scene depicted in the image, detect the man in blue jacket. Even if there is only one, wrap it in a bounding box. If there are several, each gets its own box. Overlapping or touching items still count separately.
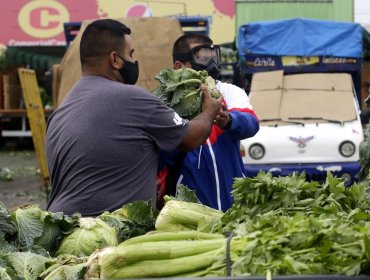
[158,34,260,212]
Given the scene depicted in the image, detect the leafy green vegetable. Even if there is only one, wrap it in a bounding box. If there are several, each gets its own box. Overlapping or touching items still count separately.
[98,231,227,279]
[100,200,159,243]
[56,217,118,257]
[39,254,87,280]
[0,255,19,280]
[220,47,237,66]
[153,68,220,119]
[0,236,16,254]
[2,251,53,280]
[0,268,12,280]
[12,205,79,254]
[221,171,370,232]
[230,212,370,276]
[164,184,199,203]
[0,201,17,242]
[155,199,222,232]
[85,247,116,279]
[101,172,370,277]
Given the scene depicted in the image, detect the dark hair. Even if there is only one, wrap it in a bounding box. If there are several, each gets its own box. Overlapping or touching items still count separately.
[80,19,131,65]
[172,34,213,63]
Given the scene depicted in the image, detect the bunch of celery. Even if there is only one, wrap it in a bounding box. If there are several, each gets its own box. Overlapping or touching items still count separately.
[93,231,231,278]
[94,212,370,278]
[155,199,223,232]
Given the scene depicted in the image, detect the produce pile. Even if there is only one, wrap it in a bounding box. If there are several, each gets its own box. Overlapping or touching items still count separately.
[0,201,158,279]
[152,68,220,119]
[220,47,237,70]
[1,173,370,279]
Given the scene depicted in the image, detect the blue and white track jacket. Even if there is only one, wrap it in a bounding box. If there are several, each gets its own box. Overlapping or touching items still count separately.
[158,81,259,212]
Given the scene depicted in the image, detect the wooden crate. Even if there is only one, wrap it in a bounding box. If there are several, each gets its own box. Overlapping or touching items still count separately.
[2,70,22,109]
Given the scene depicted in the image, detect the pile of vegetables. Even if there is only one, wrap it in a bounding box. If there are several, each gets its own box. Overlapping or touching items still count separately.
[0,201,158,279]
[220,46,237,69]
[91,173,370,278]
[1,173,370,279]
[152,68,220,119]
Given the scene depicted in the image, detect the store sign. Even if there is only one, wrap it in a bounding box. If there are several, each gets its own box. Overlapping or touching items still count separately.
[1,0,100,46]
[18,1,69,38]
[1,0,235,46]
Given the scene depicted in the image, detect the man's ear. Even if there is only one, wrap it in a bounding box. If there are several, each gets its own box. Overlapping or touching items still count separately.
[109,51,122,70]
[174,61,185,70]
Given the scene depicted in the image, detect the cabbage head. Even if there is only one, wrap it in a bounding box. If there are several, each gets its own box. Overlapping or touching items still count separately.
[11,205,79,253]
[153,68,220,119]
[56,218,118,257]
[40,254,88,280]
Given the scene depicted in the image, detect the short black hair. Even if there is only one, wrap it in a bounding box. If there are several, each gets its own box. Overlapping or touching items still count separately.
[172,34,213,63]
[80,19,131,65]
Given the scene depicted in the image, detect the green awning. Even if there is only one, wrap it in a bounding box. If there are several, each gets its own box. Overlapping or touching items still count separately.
[5,46,65,71]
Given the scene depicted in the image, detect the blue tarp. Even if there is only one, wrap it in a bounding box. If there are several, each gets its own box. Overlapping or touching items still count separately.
[238,18,363,58]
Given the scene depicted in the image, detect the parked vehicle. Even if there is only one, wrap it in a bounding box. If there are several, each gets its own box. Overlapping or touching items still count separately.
[237,18,368,183]
[241,70,363,184]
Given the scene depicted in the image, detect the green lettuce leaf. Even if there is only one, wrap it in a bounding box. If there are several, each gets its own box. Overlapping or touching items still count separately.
[3,251,53,280]
[12,205,79,254]
[0,201,17,242]
[153,68,220,119]
[101,201,159,242]
[40,254,87,280]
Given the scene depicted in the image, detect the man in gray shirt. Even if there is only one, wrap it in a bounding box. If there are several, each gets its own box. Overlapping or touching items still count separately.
[46,19,222,216]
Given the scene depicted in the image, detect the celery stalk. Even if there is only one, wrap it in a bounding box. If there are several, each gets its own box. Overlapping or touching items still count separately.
[108,239,226,264]
[121,230,224,246]
[101,248,225,278]
[155,200,222,231]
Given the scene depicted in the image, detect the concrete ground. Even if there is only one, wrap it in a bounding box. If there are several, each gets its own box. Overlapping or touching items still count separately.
[0,149,47,211]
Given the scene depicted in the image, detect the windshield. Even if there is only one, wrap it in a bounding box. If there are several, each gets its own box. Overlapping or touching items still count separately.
[260,118,305,126]
[249,72,358,126]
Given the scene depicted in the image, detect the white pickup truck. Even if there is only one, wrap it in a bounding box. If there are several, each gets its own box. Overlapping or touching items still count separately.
[241,70,364,184]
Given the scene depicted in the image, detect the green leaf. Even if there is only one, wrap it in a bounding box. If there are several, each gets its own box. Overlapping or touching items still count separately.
[164,184,200,203]
[40,254,87,280]
[0,201,17,242]
[3,251,52,280]
[152,68,219,119]
[12,205,79,253]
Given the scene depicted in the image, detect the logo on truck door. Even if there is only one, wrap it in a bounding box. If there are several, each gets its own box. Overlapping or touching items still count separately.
[289,136,314,148]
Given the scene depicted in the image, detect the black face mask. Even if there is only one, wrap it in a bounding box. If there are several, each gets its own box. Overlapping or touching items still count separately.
[117,54,139,85]
[191,57,221,80]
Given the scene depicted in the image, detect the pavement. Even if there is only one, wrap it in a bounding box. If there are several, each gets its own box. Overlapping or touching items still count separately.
[0,150,47,211]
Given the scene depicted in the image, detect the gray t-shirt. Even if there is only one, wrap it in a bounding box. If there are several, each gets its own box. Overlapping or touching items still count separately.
[46,76,188,216]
